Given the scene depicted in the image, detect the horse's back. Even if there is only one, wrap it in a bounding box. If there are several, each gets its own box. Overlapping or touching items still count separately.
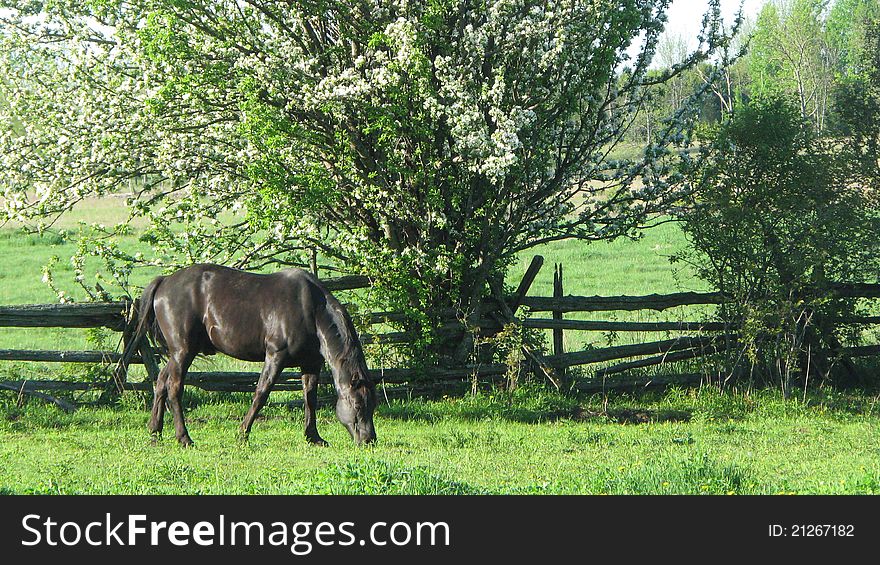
[151,264,326,364]
[158,264,321,305]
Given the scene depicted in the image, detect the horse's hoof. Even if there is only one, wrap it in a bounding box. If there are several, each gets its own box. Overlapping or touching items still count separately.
[307,436,329,447]
[179,438,195,448]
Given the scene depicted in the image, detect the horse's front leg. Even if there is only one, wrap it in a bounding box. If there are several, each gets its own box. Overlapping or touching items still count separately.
[302,371,328,446]
[240,350,284,441]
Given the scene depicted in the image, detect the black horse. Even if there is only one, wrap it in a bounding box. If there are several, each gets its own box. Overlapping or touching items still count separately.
[133,264,377,446]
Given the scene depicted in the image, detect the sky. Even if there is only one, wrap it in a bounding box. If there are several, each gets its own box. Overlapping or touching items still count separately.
[666,0,765,41]
[624,0,766,65]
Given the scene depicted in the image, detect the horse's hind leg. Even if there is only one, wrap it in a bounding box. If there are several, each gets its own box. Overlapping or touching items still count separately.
[166,350,196,447]
[240,350,284,441]
[302,372,327,446]
[148,364,171,441]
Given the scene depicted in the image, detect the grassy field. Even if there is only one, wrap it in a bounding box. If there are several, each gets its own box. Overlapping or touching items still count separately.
[1,198,879,495]
[508,222,716,354]
[2,386,879,494]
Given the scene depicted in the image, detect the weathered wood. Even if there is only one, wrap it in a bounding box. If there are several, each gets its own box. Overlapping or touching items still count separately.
[519,318,729,332]
[1,380,86,390]
[108,301,139,396]
[309,249,319,276]
[184,365,509,386]
[521,291,726,313]
[0,380,151,392]
[545,335,733,368]
[0,349,136,364]
[832,344,880,358]
[363,311,409,324]
[359,331,411,345]
[834,316,880,325]
[510,255,544,313]
[489,277,561,390]
[371,365,509,382]
[0,302,129,329]
[506,316,872,332]
[0,378,297,393]
[185,368,507,391]
[0,382,77,412]
[359,310,878,332]
[7,369,707,397]
[140,340,162,382]
[322,274,371,291]
[552,264,565,356]
[574,373,707,393]
[184,372,348,392]
[829,283,880,298]
[0,377,295,393]
[518,283,880,315]
[446,317,728,337]
[552,264,566,387]
[595,340,736,378]
[2,276,878,401]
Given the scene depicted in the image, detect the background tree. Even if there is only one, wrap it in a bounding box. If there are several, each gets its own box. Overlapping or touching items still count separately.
[826,0,880,77]
[701,13,753,118]
[0,0,732,364]
[657,33,690,116]
[675,95,880,392]
[748,0,834,131]
[830,12,880,186]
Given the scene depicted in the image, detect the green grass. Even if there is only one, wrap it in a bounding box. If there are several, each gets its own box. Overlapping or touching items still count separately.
[510,221,708,298]
[2,197,879,495]
[1,386,878,494]
[506,222,717,354]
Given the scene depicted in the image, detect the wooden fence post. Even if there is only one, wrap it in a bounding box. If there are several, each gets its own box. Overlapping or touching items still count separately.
[510,255,545,313]
[309,248,319,276]
[553,263,567,388]
[488,256,562,390]
[140,340,162,384]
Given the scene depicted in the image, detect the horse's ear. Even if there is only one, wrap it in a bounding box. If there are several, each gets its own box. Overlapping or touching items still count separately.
[350,373,373,390]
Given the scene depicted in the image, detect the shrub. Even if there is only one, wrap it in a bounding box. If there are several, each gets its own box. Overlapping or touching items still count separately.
[674,95,880,392]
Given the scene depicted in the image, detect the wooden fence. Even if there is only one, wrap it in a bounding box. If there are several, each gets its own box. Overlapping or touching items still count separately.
[2,256,880,408]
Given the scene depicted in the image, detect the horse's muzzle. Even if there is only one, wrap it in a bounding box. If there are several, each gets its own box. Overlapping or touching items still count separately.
[354,424,376,445]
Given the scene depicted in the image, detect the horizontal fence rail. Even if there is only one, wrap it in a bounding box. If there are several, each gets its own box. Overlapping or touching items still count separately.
[0,349,132,364]
[544,335,735,368]
[0,302,129,330]
[521,291,726,313]
[515,319,728,332]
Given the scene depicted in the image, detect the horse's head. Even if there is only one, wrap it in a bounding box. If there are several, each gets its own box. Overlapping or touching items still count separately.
[336,374,377,445]
[318,297,378,444]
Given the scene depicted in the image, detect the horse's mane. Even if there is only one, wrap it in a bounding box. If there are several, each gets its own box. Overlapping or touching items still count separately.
[316,285,370,386]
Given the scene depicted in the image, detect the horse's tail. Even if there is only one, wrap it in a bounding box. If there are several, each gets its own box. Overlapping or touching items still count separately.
[134,275,167,357]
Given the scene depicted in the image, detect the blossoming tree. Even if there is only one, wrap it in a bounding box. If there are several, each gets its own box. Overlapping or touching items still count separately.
[0,0,731,362]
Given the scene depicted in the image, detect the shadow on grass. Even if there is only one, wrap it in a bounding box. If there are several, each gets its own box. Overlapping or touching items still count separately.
[378,396,692,425]
[569,407,692,424]
[6,382,874,434]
